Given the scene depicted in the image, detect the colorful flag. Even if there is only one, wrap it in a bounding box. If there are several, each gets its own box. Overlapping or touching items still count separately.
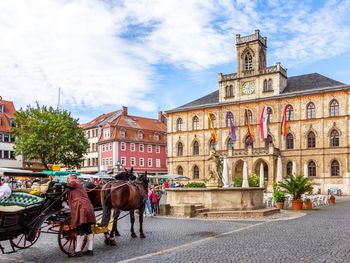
[208,112,218,143]
[281,104,288,136]
[227,112,236,141]
[260,106,268,140]
[245,109,253,140]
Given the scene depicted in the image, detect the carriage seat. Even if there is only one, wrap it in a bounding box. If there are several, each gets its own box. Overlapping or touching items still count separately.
[0,192,44,208]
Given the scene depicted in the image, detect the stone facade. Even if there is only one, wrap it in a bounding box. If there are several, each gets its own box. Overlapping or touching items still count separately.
[166,30,350,195]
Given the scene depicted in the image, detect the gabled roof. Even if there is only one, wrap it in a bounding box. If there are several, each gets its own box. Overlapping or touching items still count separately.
[0,97,16,133]
[282,73,344,93]
[167,73,346,112]
[80,110,120,129]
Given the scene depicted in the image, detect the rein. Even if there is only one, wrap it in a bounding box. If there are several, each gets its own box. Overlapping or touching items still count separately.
[85,182,129,192]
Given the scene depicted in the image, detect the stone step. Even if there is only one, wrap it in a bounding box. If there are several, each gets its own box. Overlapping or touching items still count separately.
[199,208,280,218]
[195,208,210,213]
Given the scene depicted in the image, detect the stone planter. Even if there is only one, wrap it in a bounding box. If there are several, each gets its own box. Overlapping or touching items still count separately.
[291,200,303,210]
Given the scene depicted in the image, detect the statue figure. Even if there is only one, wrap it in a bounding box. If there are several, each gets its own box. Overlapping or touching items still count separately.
[206,150,223,188]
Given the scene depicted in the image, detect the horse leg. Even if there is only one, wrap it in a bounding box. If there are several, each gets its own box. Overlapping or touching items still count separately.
[139,204,146,238]
[108,209,120,246]
[130,210,137,238]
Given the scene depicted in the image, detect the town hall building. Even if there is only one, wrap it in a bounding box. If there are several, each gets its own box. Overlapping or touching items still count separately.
[166,30,350,194]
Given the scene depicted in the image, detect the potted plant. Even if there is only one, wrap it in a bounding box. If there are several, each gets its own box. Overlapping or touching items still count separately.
[273,191,286,209]
[329,194,335,204]
[278,174,314,211]
[303,198,313,209]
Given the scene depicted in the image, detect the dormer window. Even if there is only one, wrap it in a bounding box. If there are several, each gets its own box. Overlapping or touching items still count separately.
[154,133,160,141]
[120,129,126,138]
[0,105,4,113]
[138,131,144,139]
[104,129,110,139]
[244,52,253,70]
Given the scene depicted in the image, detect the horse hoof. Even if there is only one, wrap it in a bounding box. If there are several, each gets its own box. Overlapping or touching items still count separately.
[104,238,110,245]
[131,233,137,238]
[140,233,146,238]
[108,239,117,246]
[116,231,121,237]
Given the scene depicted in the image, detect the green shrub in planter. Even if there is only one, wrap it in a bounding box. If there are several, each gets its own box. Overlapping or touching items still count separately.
[186,182,206,188]
[273,191,286,202]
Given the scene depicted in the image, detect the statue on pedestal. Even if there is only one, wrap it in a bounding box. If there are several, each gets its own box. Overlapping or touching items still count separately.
[206,150,223,188]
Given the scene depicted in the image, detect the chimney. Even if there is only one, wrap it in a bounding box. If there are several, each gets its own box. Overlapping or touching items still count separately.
[158,111,163,121]
[122,106,128,116]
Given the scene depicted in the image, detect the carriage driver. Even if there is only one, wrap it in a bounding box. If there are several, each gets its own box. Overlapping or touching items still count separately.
[66,174,96,257]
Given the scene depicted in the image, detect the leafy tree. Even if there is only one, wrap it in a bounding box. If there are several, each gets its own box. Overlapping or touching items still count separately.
[13,104,88,170]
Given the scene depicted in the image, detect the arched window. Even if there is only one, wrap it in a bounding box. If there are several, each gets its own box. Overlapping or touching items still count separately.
[330,129,339,147]
[307,132,316,148]
[308,161,316,176]
[245,110,253,125]
[286,133,294,149]
[209,139,216,150]
[267,107,273,123]
[307,103,316,119]
[177,142,183,156]
[192,116,199,130]
[193,141,199,156]
[265,134,273,147]
[286,162,293,175]
[227,138,234,150]
[193,165,199,179]
[330,99,339,117]
[268,79,273,91]
[331,160,340,176]
[286,105,294,121]
[225,85,234,98]
[177,166,183,175]
[244,52,253,70]
[245,136,253,148]
[263,80,268,92]
[226,112,233,127]
[177,118,183,131]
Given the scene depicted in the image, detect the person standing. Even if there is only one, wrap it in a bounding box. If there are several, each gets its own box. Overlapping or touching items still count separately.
[66,175,96,257]
[0,177,11,198]
[151,191,159,214]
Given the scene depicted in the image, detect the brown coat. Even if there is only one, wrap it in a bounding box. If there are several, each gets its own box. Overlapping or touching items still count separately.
[67,180,96,228]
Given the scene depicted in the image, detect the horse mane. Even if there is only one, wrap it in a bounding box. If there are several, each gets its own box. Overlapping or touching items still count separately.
[114,168,136,181]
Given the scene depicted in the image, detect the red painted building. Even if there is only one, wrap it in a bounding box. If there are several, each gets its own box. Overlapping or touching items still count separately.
[98,107,167,175]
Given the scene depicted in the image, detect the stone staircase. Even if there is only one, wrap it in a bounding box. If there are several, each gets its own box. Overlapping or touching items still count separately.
[198,207,280,218]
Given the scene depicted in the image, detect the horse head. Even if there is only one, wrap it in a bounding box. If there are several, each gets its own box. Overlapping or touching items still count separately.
[137,171,149,191]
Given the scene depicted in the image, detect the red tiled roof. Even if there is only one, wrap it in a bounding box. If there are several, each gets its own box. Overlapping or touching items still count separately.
[80,111,118,129]
[0,97,16,133]
[99,114,167,144]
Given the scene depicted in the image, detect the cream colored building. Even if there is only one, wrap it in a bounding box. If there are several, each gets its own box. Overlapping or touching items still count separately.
[166,29,350,194]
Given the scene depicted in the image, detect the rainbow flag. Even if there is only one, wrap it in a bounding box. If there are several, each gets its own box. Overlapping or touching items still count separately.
[245,109,253,140]
[208,112,218,143]
[281,104,288,136]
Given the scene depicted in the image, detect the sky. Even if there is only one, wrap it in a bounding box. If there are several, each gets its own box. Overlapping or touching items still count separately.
[0,0,350,123]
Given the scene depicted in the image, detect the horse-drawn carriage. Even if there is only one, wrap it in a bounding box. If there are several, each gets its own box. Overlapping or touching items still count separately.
[0,168,148,255]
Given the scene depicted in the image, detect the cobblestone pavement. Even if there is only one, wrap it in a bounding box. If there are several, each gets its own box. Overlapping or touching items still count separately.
[1,197,350,263]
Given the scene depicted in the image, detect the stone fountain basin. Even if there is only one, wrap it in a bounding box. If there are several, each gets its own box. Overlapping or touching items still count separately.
[166,187,265,211]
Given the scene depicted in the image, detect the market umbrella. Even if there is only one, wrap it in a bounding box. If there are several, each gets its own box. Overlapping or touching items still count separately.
[259,162,264,188]
[304,163,308,178]
[222,156,229,187]
[276,155,283,183]
[292,160,297,175]
[242,160,249,188]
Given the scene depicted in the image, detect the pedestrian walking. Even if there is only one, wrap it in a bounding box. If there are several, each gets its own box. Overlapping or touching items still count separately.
[66,175,96,257]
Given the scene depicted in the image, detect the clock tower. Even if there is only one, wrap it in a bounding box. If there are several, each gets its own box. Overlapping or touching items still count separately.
[236,29,267,78]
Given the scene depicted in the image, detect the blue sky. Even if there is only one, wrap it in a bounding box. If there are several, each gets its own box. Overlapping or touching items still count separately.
[0,0,350,123]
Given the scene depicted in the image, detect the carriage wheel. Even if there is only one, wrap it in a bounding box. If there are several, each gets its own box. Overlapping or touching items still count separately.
[10,231,41,249]
[58,222,87,255]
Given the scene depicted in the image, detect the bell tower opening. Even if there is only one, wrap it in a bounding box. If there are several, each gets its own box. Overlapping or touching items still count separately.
[236,29,267,77]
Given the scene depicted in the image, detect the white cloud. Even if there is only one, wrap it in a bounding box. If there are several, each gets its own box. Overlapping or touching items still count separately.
[0,0,349,118]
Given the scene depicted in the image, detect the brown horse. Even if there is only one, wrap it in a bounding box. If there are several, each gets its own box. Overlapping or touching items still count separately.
[101,172,149,245]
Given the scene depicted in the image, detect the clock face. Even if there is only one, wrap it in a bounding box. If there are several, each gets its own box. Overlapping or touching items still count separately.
[242,81,255,95]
